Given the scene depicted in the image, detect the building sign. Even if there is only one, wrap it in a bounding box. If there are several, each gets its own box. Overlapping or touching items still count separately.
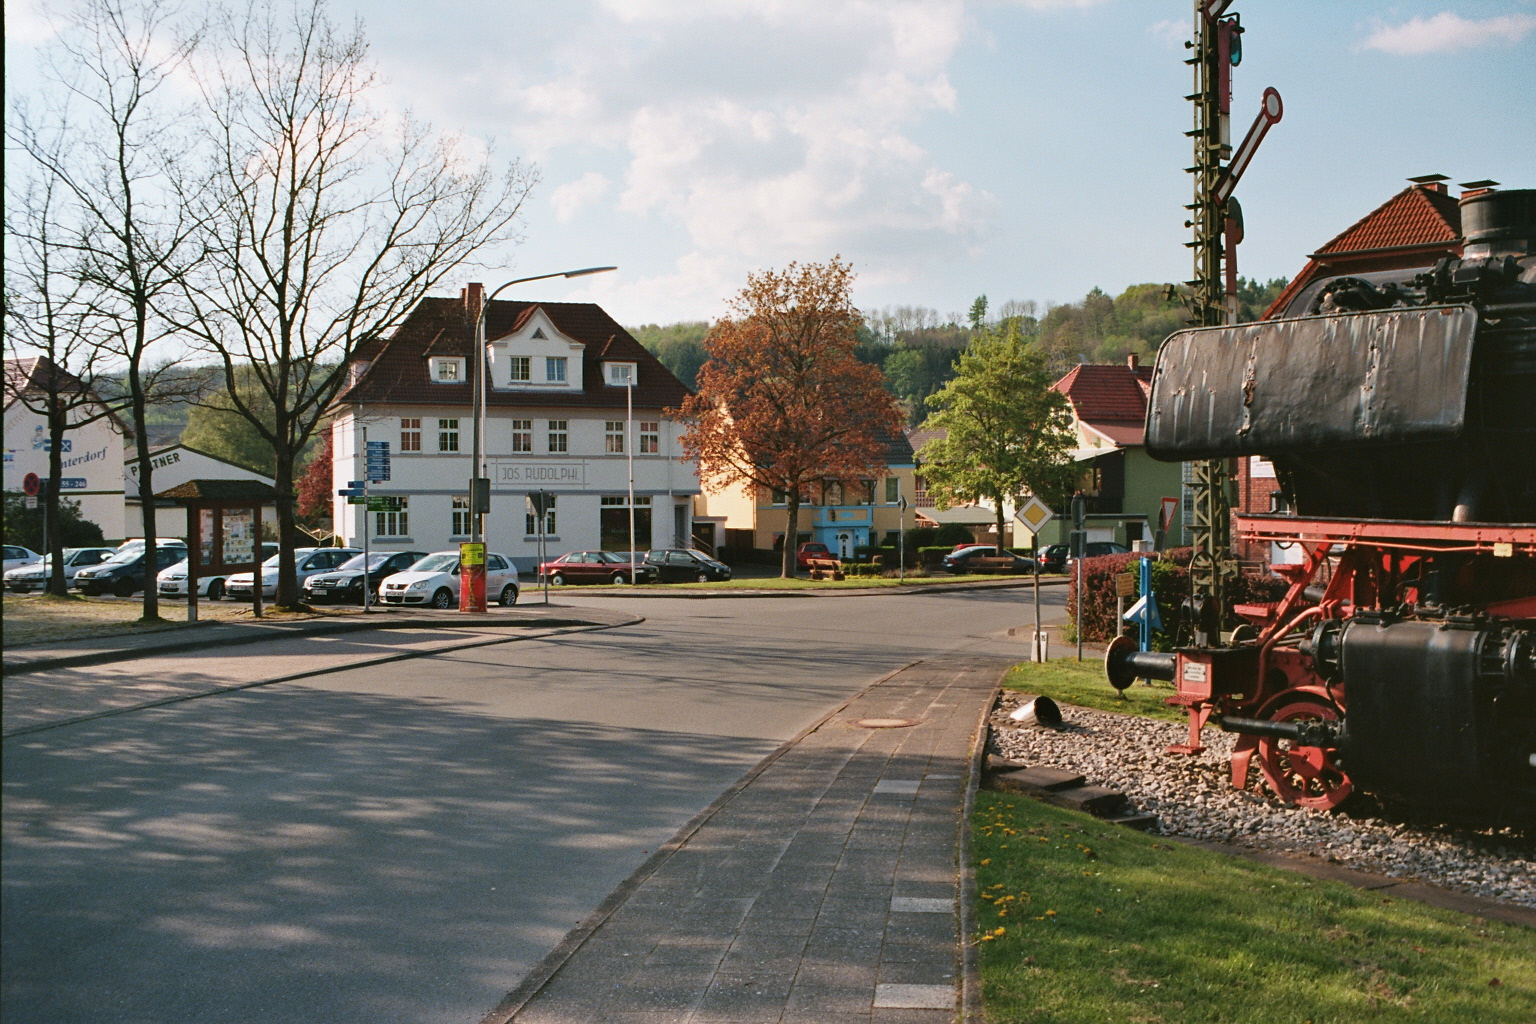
[60,478,88,489]
[493,461,586,485]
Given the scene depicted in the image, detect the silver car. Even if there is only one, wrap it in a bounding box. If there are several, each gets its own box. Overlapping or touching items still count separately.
[225,547,361,599]
[4,547,116,592]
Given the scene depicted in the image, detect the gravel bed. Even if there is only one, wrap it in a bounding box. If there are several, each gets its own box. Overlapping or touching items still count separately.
[988,694,1535,909]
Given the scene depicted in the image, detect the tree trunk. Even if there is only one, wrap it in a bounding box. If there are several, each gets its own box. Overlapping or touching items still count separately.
[994,494,1008,555]
[782,499,801,578]
[45,403,68,596]
[272,434,301,609]
[129,361,161,621]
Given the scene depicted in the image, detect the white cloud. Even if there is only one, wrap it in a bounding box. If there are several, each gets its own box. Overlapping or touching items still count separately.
[1147,18,1188,51]
[550,172,611,222]
[1362,12,1536,55]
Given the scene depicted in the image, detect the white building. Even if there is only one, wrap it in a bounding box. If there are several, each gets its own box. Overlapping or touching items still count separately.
[124,443,278,539]
[3,357,128,541]
[328,287,699,569]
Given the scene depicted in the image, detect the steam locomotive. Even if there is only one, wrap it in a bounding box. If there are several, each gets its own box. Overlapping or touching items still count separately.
[1108,187,1536,825]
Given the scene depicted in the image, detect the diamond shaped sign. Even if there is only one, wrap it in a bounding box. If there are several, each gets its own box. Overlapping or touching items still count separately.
[1014,495,1055,533]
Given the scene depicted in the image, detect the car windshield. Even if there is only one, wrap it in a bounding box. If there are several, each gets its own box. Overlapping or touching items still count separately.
[337,552,393,571]
[411,553,458,573]
[597,551,630,564]
[686,549,714,561]
[260,552,284,568]
[165,559,189,572]
[99,552,140,567]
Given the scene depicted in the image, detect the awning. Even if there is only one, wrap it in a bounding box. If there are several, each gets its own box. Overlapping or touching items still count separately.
[1070,446,1121,462]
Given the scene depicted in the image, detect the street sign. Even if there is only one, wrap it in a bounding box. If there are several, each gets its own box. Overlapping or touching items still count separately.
[22,473,41,496]
[366,496,401,512]
[347,496,366,505]
[337,487,364,497]
[348,480,365,489]
[1013,495,1055,533]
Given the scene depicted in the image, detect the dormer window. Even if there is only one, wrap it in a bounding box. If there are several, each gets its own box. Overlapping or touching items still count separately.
[508,356,531,382]
[605,362,637,387]
[430,357,465,382]
[546,356,567,383]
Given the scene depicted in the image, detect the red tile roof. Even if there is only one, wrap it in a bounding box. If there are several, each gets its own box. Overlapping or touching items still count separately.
[337,298,691,412]
[1312,184,1461,255]
[1052,362,1153,444]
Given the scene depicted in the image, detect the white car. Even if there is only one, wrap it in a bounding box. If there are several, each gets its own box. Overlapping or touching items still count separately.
[3,545,42,573]
[225,547,360,600]
[5,547,117,592]
[379,550,520,608]
[157,543,279,601]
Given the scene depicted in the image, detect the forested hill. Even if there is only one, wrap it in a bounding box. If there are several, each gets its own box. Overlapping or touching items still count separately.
[630,277,1286,424]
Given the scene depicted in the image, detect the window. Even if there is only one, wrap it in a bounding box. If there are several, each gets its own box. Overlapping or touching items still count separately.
[438,419,459,452]
[430,357,464,382]
[885,477,899,503]
[859,480,875,505]
[452,495,471,536]
[605,362,635,386]
[605,420,625,454]
[546,356,567,383]
[526,494,556,536]
[600,495,651,551]
[511,419,533,453]
[639,421,659,454]
[771,488,787,505]
[376,497,409,537]
[401,418,421,452]
[509,356,531,382]
[548,419,568,453]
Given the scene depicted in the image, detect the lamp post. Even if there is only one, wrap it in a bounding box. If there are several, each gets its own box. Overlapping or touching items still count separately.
[626,376,636,581]
[468,266,616,610]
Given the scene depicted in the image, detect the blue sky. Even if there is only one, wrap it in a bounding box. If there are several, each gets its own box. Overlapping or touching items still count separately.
[7,0,1535,328]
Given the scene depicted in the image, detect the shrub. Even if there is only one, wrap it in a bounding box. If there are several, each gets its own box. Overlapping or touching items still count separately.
[933,522,975,547]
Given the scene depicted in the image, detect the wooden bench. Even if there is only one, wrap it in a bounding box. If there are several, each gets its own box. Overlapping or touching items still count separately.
[806,557,845,581]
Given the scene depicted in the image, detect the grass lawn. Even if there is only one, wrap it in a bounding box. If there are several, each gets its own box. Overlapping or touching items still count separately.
[974,791,1535,1023]
[1001,655,1188,725]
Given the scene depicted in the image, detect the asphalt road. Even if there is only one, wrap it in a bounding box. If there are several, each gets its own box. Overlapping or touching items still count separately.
[3,586,1065,1023]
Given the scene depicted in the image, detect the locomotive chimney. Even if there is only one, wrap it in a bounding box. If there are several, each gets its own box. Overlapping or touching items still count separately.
[1459,187,1535,260]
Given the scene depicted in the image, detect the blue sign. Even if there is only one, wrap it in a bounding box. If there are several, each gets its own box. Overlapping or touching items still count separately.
[60,478,88,489]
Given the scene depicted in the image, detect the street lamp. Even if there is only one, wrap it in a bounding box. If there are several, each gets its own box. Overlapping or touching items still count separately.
[468,266,616,609]
[625,375,635,580]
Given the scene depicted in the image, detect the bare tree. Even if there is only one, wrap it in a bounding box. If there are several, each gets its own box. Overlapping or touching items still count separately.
[178,0,537,607]
[3,175,125,595]
[8,0,208,620]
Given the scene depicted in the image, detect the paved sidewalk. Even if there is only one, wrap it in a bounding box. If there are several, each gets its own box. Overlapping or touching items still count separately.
[485,656,1010,1024]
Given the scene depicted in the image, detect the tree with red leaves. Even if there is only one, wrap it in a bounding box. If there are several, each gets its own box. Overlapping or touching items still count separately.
[676,258,904,577]
[296,428,334,533]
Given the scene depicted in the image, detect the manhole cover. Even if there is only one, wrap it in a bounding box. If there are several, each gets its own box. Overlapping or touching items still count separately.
[851,717,922,729]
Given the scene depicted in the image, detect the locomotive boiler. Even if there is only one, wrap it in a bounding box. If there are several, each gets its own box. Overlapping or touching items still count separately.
[1107,187,1536,825]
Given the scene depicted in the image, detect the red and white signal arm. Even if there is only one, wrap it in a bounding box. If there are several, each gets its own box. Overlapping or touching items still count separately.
[23,473,42,496]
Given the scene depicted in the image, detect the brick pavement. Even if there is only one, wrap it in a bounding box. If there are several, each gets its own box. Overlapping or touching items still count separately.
[485,657,1010,1024]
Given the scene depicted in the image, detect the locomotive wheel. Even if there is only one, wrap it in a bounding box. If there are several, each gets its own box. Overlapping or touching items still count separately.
[1256,691,1353,811]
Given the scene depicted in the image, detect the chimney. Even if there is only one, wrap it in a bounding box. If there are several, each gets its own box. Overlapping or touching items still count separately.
[463,282,485,324]
[1407,173,1450,194]
[1127,353,1139,371]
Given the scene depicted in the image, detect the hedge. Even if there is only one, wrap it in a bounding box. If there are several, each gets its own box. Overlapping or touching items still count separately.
[1065,548,1290,648]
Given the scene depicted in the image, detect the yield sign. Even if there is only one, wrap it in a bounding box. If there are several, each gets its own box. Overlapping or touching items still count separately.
[1013,495,1055,533]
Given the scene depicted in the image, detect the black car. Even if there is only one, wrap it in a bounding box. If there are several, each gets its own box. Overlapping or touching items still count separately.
[940,546,1036,574]
[1037,544,1070,573]
[302,550,428,604]
[643,548,733,583]
[72,545,187,597]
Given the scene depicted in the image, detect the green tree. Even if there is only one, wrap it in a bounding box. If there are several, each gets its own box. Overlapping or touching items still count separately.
[180,364,277,474]
[630,321,709,389]
[915,323,1077,546]
[2,494,107,552]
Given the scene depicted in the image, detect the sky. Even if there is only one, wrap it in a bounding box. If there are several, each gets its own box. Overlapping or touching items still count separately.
[6,0,1535,330]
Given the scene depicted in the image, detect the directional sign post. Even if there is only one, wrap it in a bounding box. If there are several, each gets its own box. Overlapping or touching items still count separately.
[1014,496,1056,663]
[365,440,391,483]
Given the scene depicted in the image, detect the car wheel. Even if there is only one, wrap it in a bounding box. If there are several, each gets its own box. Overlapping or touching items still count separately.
[697,571,710,582]
[611,572,630,585]
[550,572,566,586]
[431,588,454,610]
[207,579,225,602]
[499,584,518,607]
[112,577,136,598]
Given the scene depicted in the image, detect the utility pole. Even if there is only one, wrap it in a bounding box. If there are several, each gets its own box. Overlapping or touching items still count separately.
[1179,0,1279,644]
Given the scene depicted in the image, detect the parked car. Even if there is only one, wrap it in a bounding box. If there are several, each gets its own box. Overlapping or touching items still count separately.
[1037,544,1070,573]
[225,547,361,600]
[379,550,520,608]
[5,547,116,592]
[795,542,836,570]
[1066,541,1132,571]
[539,550,660,586]
[644,548,732,583]
[3,545,42,572]
[156,543,280,601]
[302,550,428,604]
[940,545,1036,574]
[71,544,186,597]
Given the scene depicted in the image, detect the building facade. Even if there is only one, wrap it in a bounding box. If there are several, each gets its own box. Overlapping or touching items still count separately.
[329,289,698,569]
[3,357,128,542]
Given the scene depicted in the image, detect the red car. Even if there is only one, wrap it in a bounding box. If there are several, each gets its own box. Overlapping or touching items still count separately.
[539,550,660,586]
[795,542,836,569]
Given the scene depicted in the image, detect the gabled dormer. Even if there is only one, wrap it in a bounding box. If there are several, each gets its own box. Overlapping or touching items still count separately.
[486,307,584,391]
